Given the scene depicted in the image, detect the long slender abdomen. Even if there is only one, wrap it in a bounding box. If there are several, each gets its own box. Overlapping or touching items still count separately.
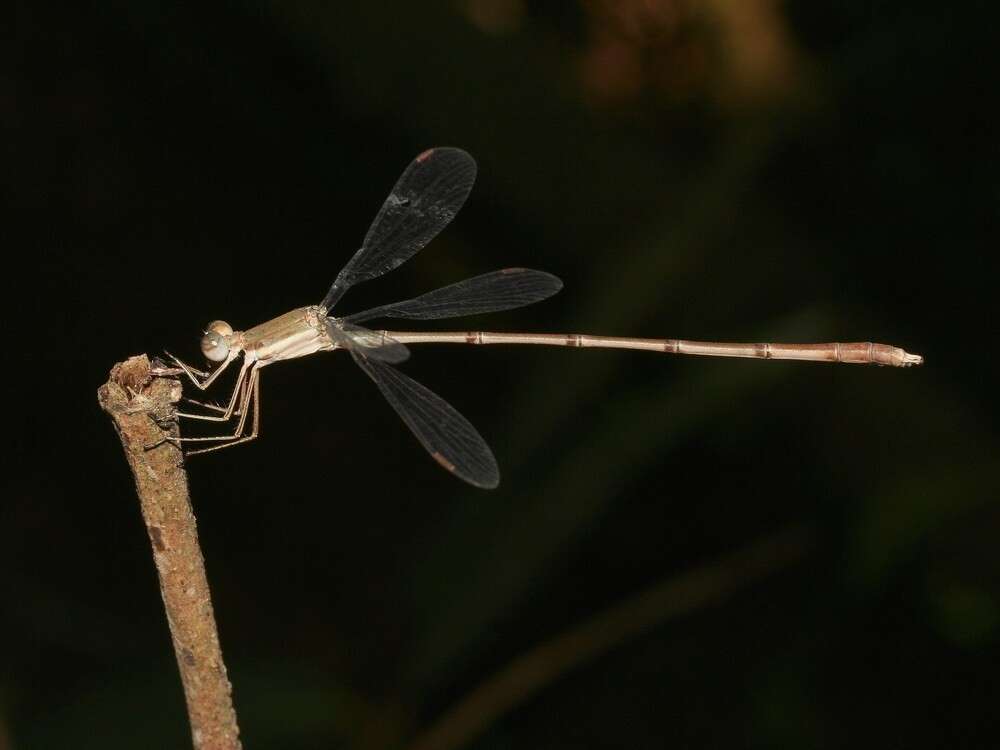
[380,330,923,367]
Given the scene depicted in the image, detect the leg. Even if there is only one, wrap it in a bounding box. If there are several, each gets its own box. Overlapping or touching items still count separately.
[182,373,249,415]
[184,370,262,455]
[181,397,228,413]
[165,350,237,391]
[150,361,205,379]
[171,367,257,443]
[163,351,211,387]
[145,360,260,453]
[175,359,252,423]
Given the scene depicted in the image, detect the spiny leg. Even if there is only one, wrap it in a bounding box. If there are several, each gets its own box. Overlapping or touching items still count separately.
[181,397,227,414]
[170,367,257,445]
[159,352,229,415]
[176,359,252,423]
[155,353,210,379]
[142,359,255,453]
[182,374,249,416]
[163,351,211,387]
[165,350,237,391]
[184,370,262,456]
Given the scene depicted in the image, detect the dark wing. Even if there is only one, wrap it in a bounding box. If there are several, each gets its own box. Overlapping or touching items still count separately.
[343,268,563,324]
[324,319,410,364]
[351,351,500,489]
[320,148,477,312]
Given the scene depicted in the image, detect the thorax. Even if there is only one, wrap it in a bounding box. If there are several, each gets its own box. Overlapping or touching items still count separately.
[242,306,333,364]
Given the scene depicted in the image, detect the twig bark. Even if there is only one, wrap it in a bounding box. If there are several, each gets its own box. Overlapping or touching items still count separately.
[407,526,812,750]
[98,355,241,750]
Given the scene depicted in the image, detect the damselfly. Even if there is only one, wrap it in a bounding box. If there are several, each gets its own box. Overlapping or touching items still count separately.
[161,148,922,488]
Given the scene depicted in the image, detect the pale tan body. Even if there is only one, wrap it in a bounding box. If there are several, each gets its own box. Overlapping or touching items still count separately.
[241,306,333,364]
[161,303,922,456]
[380,331,922,367]
[163,307,333,454]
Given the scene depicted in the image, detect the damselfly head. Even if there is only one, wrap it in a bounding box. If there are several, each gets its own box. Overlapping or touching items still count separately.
[200,320,233,362]
[206,320,234,337]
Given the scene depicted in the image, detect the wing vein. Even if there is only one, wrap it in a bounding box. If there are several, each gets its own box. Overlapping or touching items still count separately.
[350,352,499,489]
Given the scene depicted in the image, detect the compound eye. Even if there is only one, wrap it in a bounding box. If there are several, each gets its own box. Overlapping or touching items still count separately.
[200,330,230,362]
[206,320,234,336]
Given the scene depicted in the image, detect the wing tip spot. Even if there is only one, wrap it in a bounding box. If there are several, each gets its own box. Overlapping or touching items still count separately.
[417,148,435,163]
[432,451,457,473]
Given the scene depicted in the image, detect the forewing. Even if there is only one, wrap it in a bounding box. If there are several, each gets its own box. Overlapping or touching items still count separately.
[344,268,563,323]
[321,148,477,312]
[351,352,500,489]
[324,319,410,364]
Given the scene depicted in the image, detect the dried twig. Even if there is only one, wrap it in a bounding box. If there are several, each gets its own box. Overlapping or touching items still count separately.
[408,526,812,750]
[98,355,241,750]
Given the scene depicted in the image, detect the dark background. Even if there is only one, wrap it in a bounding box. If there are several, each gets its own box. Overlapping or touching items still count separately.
[3,1,998,748]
